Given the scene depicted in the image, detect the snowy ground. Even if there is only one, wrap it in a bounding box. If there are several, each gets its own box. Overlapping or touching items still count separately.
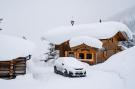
[0,64,124,89]
[0,46,135,89]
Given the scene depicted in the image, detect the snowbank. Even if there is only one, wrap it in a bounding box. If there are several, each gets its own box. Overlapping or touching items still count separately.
[0,34,36,61]
[0,47,135,89]
[69,36,102,48]
[32,40,49,61]
[45,21,132,44]
[96,46,135,89]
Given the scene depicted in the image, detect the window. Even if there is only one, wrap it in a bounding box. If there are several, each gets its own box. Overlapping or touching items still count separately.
[68,52,74,57]
[79,53,84,59]
[86,54,92,59]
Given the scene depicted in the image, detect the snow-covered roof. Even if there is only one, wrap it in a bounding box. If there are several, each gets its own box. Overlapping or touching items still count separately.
[45,21,132,44]
[0,34,35,61]
[69,36,102,48]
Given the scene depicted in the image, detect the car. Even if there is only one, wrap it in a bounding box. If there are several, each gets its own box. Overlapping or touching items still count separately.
[54,57,86,77]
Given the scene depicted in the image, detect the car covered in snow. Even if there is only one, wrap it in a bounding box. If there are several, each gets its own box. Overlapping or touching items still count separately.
[54,57,86,77]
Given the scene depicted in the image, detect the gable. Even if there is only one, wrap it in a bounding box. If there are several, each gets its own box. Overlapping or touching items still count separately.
[114,31,129,41]
[71,44,97,51]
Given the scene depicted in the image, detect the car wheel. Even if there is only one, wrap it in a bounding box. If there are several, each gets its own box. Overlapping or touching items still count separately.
[54,66,58,74]
[63,69,68,77]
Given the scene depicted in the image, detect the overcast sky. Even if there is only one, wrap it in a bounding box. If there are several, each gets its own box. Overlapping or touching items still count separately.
[0,0,135,42]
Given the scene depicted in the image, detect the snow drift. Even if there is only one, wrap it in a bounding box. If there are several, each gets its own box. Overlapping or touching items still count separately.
[0,45,135,89]
[0,34,35,61]
[97,46,135,89]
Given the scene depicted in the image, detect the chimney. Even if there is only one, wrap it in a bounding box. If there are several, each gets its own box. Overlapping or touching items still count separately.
[71,20,75,26]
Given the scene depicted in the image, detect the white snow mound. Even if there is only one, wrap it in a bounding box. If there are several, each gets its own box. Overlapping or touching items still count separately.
[97,46,135,89]
[69,36,102,48]
[0,34,36,61]
[45,21,132,44]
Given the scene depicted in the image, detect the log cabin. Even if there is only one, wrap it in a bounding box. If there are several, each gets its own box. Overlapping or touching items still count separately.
[0,34,35,79]
[45,21,133,65]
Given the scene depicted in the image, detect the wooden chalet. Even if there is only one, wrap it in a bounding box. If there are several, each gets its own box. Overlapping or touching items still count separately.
[45,21,132,65]
[55,31,129,65]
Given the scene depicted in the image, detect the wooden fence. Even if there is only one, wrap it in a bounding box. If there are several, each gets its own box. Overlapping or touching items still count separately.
[0,55,31,79]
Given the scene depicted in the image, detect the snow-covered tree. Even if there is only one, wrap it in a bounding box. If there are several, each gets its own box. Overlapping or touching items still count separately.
[120,39,135,48]
[44,43,58,62]
[0,18,3,30]
[22,36,27,40]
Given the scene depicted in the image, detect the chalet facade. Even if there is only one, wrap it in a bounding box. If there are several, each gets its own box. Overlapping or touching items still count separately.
[45,22,132,65]
[55,31,129,65]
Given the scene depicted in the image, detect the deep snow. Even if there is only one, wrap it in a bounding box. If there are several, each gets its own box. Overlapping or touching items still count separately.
[45,21,132,44]
[0,34,35,60]
[69,36,102,48]
[0,46,135,89]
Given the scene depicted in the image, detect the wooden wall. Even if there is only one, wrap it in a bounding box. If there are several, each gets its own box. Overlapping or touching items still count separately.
[0,57,27,79]
[97,35,122,64]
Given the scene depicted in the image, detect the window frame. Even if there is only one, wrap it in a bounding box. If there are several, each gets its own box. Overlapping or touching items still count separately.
[86,53,92,59]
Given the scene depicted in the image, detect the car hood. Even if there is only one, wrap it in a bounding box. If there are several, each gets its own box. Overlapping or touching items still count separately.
[64,60,85,69]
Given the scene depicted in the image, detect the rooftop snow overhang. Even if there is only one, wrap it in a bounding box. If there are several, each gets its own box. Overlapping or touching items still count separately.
[69,36,103,49]
[0,34,35,61]
[45,21,132,44]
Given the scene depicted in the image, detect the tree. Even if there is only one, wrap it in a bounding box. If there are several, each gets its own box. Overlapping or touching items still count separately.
[120,39,135,48]
[99,19,102,23]
[22,36,27,40]
[0,18,3,23]
[0,18,3,30]
[71,20,75,26]
[44,43,58,62]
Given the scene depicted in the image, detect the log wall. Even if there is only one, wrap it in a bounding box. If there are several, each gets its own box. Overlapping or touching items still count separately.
[0,57,27,79]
